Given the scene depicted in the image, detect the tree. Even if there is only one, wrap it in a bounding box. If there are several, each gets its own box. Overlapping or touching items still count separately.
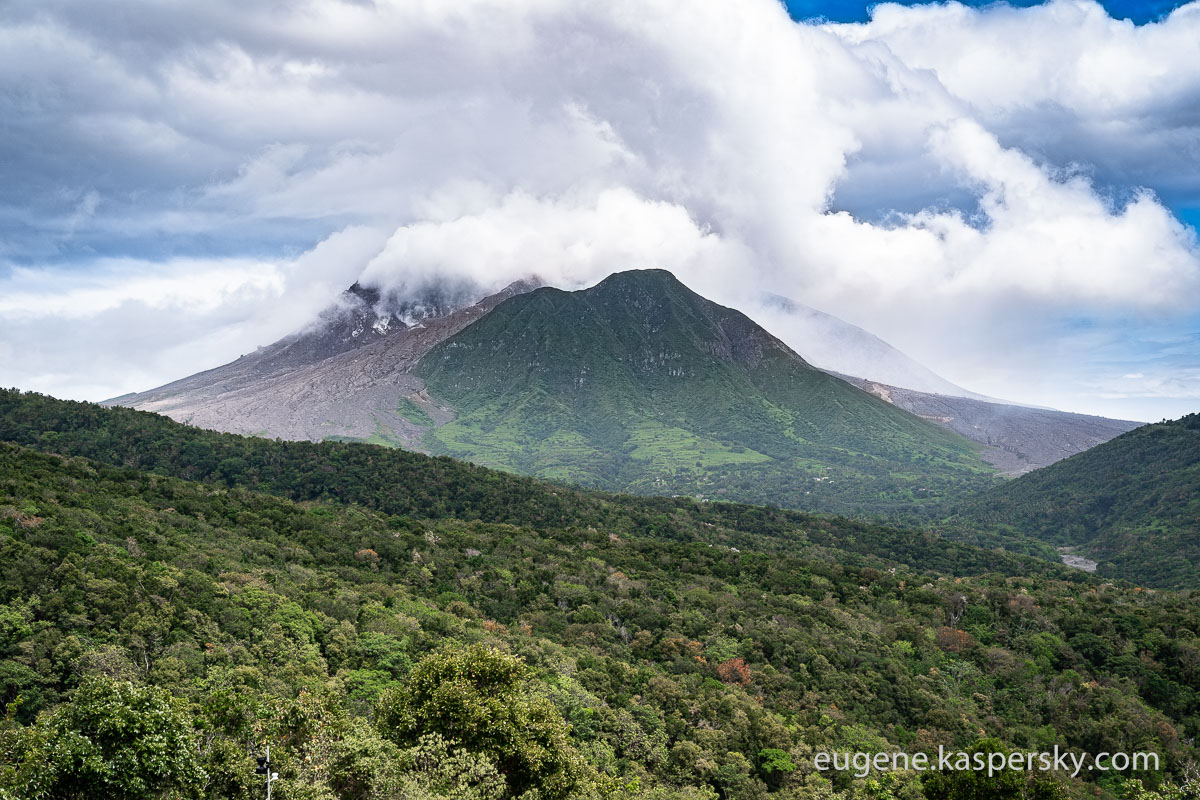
[375,644,583,800]
[4,677,206,799]
[716,658,751,686]
[922,739,1066,800]
[1122,775,1200,800]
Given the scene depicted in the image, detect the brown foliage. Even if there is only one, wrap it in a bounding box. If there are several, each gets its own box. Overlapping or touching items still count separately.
[354,548,381,569]
[936,626,975,653]
[716,657,751,686]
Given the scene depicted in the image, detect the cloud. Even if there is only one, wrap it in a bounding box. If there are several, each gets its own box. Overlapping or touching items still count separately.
[793,118,1199,309]
[0,0,1198,420]
[836,0,1200,116]
[828,0,1200,210]
[0,226,389,400]
[356,188,749,301]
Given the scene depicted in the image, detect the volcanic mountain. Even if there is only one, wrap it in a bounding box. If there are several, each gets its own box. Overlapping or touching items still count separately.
[110,268,1141,514]
[108,278,543,447]
[755,294,993,400]
[411,269,998,512]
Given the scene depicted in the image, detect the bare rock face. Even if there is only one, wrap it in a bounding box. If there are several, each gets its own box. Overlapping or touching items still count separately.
[834,375,1141,474]
[267,282,407,370]
[108,278,542,447]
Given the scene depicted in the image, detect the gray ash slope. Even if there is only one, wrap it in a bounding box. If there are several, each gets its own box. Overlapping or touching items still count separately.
[107,278,542,446]
[837,375,1141,475]
[107,282,404,409]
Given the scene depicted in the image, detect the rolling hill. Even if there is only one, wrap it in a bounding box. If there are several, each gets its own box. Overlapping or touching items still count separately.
[955,413,1200,588]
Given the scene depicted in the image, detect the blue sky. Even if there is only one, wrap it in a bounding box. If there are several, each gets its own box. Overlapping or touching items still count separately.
[786,0,1189,23]
[0,0,1198,421]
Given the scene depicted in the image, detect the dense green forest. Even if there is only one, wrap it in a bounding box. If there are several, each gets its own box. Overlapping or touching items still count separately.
[0,392,1198,799]
[0,390,1063,573]
[955,415,1200,589]
[413,270,999,517]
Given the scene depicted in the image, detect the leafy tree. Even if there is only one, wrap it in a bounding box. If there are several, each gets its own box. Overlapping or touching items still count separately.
[1,395,1199,798]
[922,739,1066,800]
[757,748,796,791]
[4,677,206,799]
[1121,775,1200,800]
[376,644,583,799]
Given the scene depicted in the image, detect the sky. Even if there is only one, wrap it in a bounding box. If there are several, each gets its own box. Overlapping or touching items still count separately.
[785,0,1191,24]
[1,0,1199,422]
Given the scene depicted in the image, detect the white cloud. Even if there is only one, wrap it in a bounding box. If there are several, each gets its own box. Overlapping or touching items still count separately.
[0,260,283,320]
[0,0,1198,419]
[828,1,1200,211]
[357,188,748,299]
[834,0,1200,116]
[0,226,389,400]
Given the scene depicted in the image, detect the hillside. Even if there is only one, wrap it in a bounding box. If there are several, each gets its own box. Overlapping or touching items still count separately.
[1,396,1198,799]
[0,389,1066,573]
[836,376,1141,475]
[955,414,1200,588]
[414,270,998,516]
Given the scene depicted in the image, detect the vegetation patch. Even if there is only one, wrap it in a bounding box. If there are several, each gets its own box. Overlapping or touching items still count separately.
[396,396,435,427]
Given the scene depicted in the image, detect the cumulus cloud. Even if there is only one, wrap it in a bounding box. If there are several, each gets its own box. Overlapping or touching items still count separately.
[828,1,1200,213]
[357,189,751,301]
[0,0,1198,420]
[836,0,1200,115]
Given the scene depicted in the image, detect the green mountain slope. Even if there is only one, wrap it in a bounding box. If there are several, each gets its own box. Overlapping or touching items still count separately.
[414,270,997,516]
[955,414,1200,588]
[1,402,1198,798]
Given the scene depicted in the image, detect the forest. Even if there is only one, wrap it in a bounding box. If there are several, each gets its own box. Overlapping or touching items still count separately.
[0,391,1197,799]
[953,415,1200,589]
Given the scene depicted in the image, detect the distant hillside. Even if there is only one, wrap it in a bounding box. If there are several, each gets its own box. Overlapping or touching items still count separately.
[414,270,999,516]
[0,388,1062,573]
[955,414,1200,588]
[836,376,1141,475]
[756,294,991,400]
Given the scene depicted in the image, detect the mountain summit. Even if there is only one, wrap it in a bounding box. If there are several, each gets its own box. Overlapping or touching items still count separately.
[414,269,997,512]
[107,277,543,446]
